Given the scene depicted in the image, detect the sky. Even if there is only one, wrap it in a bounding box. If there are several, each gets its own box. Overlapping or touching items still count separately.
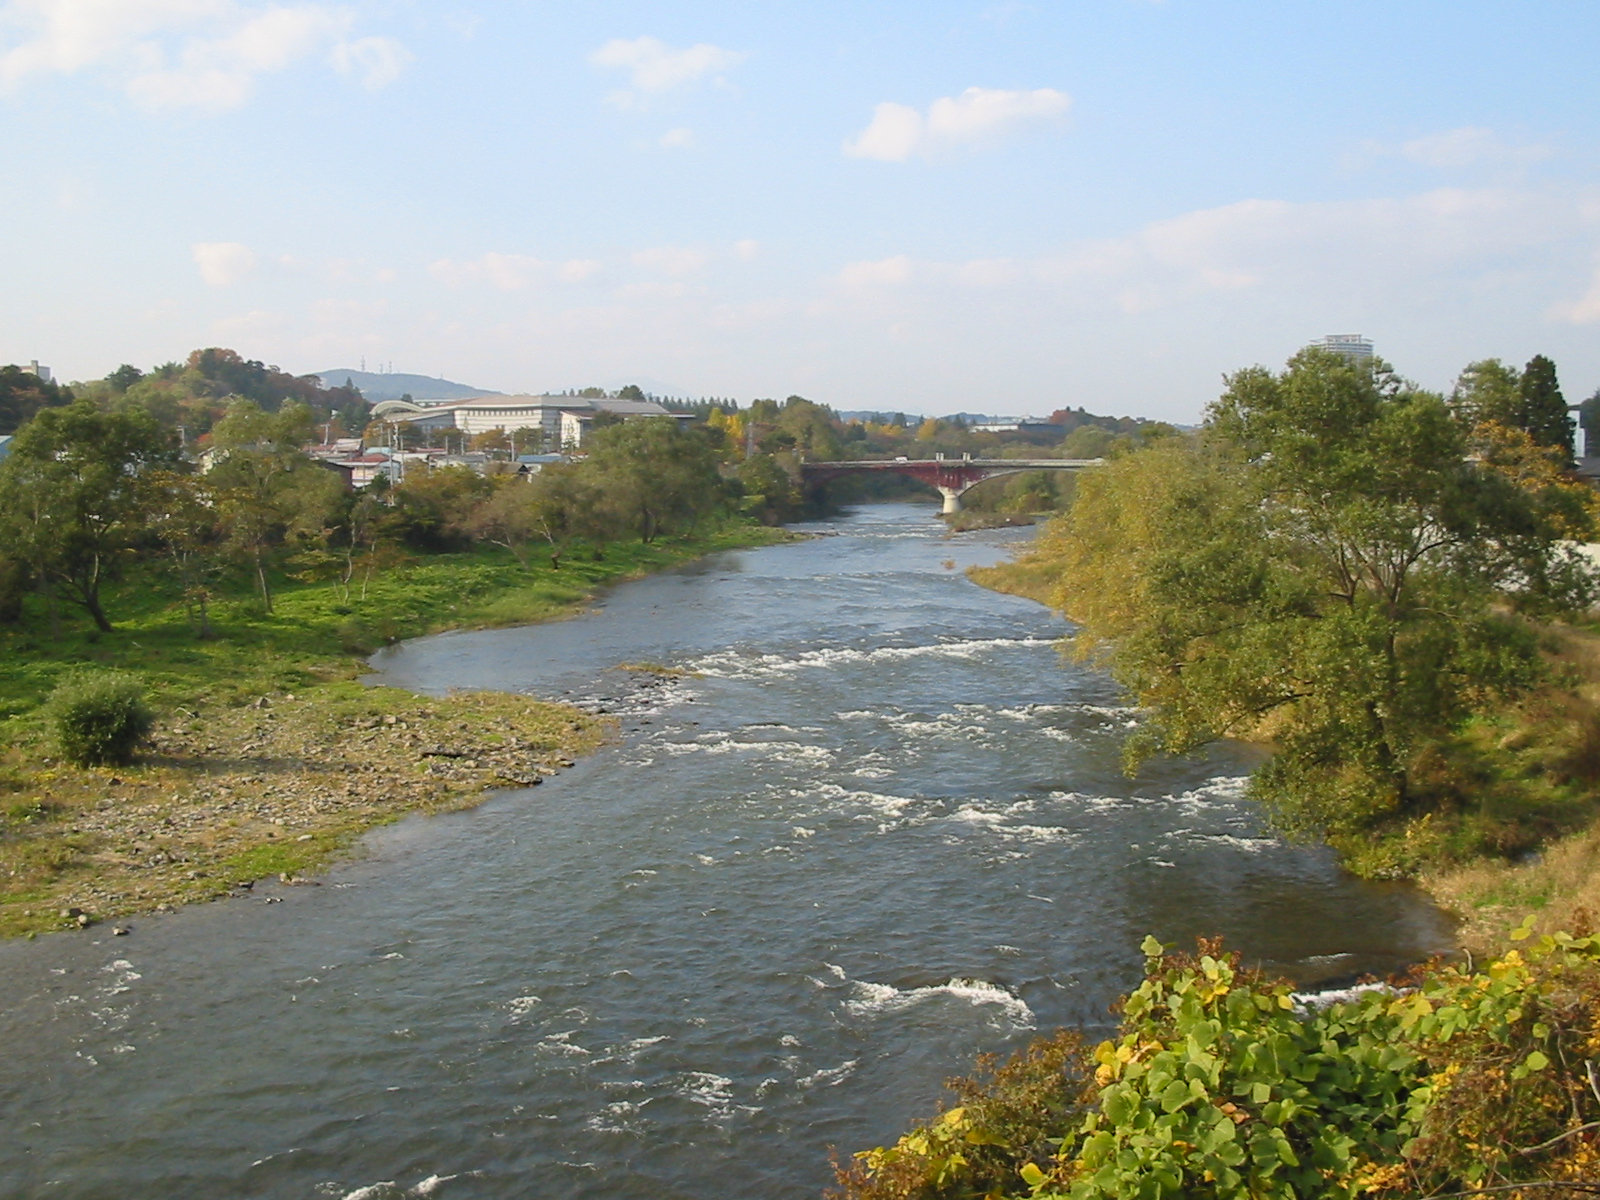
[2,1,1599,422]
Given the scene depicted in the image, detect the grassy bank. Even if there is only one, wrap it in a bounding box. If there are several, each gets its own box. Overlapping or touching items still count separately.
[0,520,793,937]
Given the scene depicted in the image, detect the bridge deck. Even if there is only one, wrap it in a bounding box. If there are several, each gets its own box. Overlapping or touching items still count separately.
[800,458,1101,470]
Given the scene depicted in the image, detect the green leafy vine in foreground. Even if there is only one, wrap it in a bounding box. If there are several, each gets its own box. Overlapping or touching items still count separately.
[836,929,1600,1200]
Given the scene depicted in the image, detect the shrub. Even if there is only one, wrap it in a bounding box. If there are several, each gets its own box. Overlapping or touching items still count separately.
[841,932,1600,1199]
[44,669,153,766]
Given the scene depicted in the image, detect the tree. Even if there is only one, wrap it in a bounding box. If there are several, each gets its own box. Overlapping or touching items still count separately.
[0,365,71,434]
[1517,353,1572,457]
[106,364,145,393]
[207,399,342,611]
[461,467,608,569]
[143,471,225,637]
[1031,349,1598,842]
[1450,357,1573,458]
[736,453,801,523]
[1450,359,1522,429]
[388,464,494,551]
[0,401,178,631]
[583,418,725,542]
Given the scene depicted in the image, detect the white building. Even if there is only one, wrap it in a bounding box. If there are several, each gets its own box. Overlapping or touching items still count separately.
[1311,334,1374,363]
[368,394,693,448]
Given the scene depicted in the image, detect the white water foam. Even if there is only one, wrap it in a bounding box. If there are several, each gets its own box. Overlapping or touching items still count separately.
[1291,982,1398,1012]
[678,1071,736,1118]
[842,977,1035,1030]
[689,637,1054,681]
[798,1059,859,1088]
[340,1177,459,1200]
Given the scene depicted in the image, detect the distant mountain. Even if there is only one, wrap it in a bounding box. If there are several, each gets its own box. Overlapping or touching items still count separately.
[312,369,501,403]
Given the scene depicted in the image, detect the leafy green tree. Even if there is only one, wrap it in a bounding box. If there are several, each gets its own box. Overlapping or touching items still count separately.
[0,365,71,434]
[461,467,608,569]
[1450,356,1572,457]
[1032,350,1597,841]
[736,452,800,523]
[583,418,725,542]
[1517,353,1572,457]
[388,464,494,551]
[207,399,343,611]
[0,401,178,631]
[1061,425,1121,459]
[1449,359,1522,429]
[144,470,226,637]
[106,364,145,393]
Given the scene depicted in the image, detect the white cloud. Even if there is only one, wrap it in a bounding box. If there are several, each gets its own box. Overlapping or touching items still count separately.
[331,34,410,90]
[844,86,1070,162]
[839,255,913,287]
[0,0,408,111]
[1343,125,1560,175]
[590,35,742,93]
[429,253,546,290]
[632,245,707,276]
[828,187,1592,328]
[193,240,257,285]
[210,307,283,339]
[1551,261,1600,325]
[1398,126,1552,170]
[658,125,694,149]
[558,258,601,283]
[734,239,759,261]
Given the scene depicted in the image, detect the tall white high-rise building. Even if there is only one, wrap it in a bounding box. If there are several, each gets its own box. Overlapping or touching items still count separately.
[1311,334,1374,363]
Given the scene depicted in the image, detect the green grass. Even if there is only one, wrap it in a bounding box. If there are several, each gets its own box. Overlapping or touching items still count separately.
[0,519,790,734]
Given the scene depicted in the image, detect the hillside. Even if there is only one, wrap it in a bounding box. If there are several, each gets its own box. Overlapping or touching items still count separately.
[311,369,500,403]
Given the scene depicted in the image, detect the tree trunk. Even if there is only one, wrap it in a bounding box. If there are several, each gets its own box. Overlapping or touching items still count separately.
[254,549,274,613]
[83,589,114,633]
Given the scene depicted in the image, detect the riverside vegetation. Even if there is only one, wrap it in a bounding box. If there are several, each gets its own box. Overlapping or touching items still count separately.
[0,346,1164,937]
[844,349,1600,1199]
[0,353,795,937]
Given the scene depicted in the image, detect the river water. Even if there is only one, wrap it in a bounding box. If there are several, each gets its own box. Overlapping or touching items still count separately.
[0,504,1454,1199]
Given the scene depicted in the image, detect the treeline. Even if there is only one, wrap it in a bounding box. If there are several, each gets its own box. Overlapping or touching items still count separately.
[989,348,1598,872]
[2,347,371,441]
[0,394,775,639]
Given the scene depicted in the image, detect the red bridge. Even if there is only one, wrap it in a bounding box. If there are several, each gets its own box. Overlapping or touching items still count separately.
[800,456,1102,514]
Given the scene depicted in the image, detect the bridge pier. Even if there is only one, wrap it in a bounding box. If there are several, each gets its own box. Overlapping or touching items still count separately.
[937,486,964,515]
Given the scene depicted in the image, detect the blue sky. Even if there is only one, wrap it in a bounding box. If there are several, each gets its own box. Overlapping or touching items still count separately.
[3,1,1598,421]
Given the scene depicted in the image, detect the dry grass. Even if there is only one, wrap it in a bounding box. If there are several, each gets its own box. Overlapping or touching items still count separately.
[966,558,1059,607]
[1424,825,1600,955]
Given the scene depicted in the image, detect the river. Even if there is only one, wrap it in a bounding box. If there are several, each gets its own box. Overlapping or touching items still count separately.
[0,503,1454,1199]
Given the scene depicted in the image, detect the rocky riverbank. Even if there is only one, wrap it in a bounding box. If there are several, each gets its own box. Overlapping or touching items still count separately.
[1,681,607,938]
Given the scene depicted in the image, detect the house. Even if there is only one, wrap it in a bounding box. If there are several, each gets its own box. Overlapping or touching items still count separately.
[317,453,393,489]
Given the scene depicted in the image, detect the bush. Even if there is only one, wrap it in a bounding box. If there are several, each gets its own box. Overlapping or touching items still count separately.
[44,669,153,766]
[841,932,1600,1199]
